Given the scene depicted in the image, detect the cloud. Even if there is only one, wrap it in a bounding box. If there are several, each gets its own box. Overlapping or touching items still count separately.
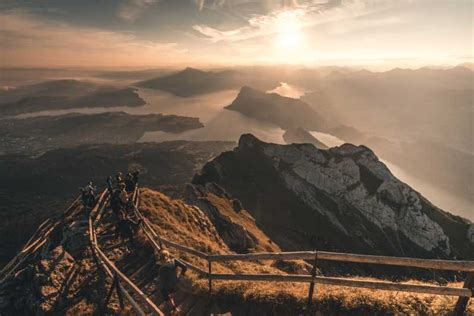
[192,0,227,11]
[0,11,189,67]
[192,0,410,42]
[117,0,159,22]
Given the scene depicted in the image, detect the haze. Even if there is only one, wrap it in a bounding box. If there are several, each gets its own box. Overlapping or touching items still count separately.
[1,0,472,69]
[0,0,473,221]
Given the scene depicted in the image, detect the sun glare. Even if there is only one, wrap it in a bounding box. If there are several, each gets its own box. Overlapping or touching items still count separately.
[274,10,305,51]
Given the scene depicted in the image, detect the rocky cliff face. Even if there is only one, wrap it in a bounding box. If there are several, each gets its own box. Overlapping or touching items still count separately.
[184,183,280,254]
[193,134,474,260]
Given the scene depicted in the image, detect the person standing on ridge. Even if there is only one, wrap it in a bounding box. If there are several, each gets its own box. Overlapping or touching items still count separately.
[106,176,114,193]
[132,170,140,186]
[156,249,187,314]
[125,173,135,193]
[115,172,124,186]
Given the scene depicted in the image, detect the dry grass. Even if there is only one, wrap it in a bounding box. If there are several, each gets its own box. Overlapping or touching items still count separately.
[204,192,281,253]
[139,188,473,315]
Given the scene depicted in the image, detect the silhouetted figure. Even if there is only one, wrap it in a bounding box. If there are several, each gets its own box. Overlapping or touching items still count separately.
[115,217,141,246]
[157,250,187,313]
[110,184,128,217]
[125,173,135,193]
[115,172,124,186]
[132,170,140,185]
[106,176,113,193]
[79,187,88,206]
[80,181,96,207]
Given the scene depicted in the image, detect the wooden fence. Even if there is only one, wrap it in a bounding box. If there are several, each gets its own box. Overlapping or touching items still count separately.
[88,189,165,316]
[131,188,474,314]
[5,186,471,315]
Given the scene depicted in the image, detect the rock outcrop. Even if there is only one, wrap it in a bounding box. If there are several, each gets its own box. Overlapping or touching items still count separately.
[184,183,280,253]
[193,134,474,260]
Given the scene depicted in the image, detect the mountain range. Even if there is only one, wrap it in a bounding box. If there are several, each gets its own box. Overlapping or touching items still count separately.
[0,79,145,116]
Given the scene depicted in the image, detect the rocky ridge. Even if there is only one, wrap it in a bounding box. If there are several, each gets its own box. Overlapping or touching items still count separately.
[193,134,474,261]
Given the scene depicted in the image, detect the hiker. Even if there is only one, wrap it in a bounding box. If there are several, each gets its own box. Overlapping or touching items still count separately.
[125,173,135,193]
[115,172,124,187]
[115,216,141,249]
[132,170,140,185]
[79,187,88,206]
[106,176,114,193]
[157,250,187,313]
[85,181,96,205]
[110,183,128,216]
[80,182,96,207]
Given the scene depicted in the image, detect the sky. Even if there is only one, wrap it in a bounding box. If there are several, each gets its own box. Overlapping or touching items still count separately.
[0,0,473,69]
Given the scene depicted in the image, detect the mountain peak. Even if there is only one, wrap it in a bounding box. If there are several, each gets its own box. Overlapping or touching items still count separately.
[238,133,262,149]
[226,86,327,130]
[182,66,206,74]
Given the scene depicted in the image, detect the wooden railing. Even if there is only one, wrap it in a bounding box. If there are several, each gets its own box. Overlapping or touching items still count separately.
[131,188,474,314]
[9,185,470,314]
[88,189,165,316]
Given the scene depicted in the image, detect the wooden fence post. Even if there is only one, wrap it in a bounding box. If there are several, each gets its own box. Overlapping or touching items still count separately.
[104,272,119,310]
[103,272,125,311]
[453,273,473,315]
[306,251,318,315]
[116,278,124,310]
[208,259,212,295]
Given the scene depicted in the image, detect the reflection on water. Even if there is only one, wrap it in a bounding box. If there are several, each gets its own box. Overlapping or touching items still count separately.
[141,104,286,144]
[16,88,239,122]
[268,82,305,99]
[309,131,344,147]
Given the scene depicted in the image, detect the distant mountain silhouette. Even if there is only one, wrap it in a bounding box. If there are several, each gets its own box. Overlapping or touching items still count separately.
[136,67,241,97]
[136,67,282,97]
[226,86,328,130]
[283,127,328,149]
[0,79,145,116]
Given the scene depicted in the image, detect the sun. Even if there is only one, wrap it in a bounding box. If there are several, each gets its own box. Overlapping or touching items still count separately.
[274,10,305,51]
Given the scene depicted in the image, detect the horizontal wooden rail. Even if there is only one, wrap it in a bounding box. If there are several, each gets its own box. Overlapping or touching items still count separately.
[317,251,474,273]
[209,251,311,262]
[133,201,208,260]
[209,273,473,297]
[208,251,474,272]
[210,273,311,283]
[160,238,208,260]
[178,258,208,277]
